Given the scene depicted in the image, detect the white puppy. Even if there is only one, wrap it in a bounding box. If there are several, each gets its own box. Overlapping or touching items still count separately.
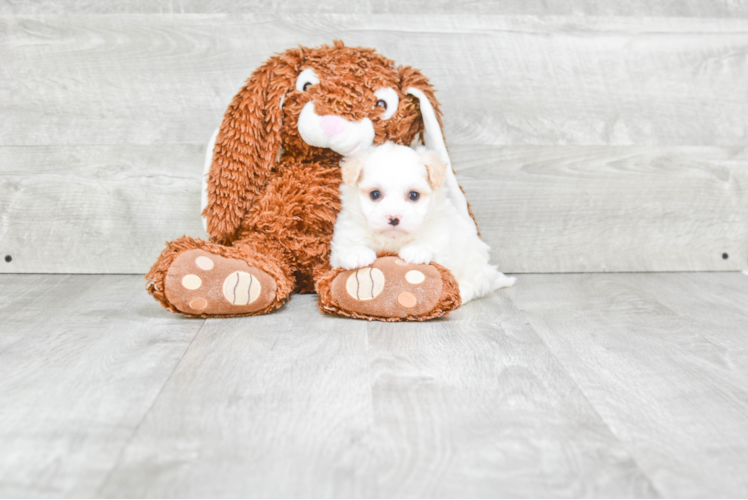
[330,141,515,304]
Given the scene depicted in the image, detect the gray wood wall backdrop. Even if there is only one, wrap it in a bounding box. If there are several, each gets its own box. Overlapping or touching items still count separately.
[1,1,747,274]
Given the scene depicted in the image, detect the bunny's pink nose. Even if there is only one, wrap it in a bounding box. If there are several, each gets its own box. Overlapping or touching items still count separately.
[320,115,348,137]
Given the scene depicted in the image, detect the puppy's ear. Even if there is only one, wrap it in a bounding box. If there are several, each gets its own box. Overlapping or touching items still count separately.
[340,154,367,187]
[418,148,447,189]
[203,49,302,244]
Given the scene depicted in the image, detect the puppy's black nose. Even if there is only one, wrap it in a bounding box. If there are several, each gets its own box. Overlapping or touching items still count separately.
[388,218,400,226]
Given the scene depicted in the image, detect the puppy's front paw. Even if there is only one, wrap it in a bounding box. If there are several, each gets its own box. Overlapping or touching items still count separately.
[337,246,377,270]
[399,244,434,265]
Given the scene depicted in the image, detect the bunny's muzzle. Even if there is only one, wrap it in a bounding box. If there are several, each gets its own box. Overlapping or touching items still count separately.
[297,102,375,156]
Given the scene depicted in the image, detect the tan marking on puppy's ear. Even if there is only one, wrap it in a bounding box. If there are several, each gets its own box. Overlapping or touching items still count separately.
[418,149,447,189]
[340,154,367,187]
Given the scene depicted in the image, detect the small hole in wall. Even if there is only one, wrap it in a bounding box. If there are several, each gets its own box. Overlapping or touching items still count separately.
[722,253,729,260]
[4,255,11,263]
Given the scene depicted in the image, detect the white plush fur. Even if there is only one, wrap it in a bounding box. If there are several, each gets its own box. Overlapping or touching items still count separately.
[296,69,379,156]
[297,101,375,156]
[331,142,516,304]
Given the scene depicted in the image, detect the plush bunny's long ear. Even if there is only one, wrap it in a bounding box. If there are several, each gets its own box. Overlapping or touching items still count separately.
[202,53,300,244]
[406,87,474,228]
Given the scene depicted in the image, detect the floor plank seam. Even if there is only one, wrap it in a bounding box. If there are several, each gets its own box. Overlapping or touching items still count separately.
[93,317,208,496]
[506,295,666,498]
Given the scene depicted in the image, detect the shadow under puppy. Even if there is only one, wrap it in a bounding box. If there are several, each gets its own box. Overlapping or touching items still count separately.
[331,142,515,304]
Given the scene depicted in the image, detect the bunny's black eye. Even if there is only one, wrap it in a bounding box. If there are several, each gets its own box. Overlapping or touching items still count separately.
[374,88,398,120]
[295,68,319,92]
[408,191,420,201]
[370,190,381,201]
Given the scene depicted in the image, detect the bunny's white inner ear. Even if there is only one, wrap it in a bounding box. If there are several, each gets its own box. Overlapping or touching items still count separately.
[406,87,474,228]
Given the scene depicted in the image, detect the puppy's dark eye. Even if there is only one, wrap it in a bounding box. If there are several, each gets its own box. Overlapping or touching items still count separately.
[370,190,381,201]
[375,99,387,110]
[408,191,420,201]
[303,82,313,91]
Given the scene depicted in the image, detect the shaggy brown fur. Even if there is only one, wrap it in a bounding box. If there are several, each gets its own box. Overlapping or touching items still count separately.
[145,41,472,320]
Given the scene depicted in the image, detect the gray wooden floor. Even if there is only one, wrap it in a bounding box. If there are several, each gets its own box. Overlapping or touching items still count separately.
[1,272,747,498]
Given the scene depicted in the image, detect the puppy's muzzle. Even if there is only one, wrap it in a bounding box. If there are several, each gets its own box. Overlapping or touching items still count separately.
[297,102,375,156]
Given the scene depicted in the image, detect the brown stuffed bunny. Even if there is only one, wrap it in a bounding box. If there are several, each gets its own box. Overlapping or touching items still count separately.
[146,41,475,321]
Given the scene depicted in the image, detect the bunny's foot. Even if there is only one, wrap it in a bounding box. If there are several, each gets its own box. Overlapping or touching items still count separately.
[316,256,461,321]
[163,249,277,316]
[146,236,293,317]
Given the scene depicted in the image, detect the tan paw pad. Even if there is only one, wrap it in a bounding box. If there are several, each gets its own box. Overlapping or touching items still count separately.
[223,271,262,306]
[195,256,214,270]
[345,267,385,301]
[182,274,202,290]
[398,291,417,308]
[189,297,208,311]
[405,270,425,284]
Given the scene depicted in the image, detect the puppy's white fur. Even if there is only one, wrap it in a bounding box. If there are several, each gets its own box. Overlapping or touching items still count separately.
[331,141,515,304]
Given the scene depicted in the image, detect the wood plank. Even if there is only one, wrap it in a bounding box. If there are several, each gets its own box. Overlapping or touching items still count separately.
[624,272,748,378]
[506,272,748,497]
[0,144,206,274]
[361,292,656,497]
[457,145,748,273]
[99,293,656,497]
[2,1,747,17]
[0,274,204,497]
[2,144,744,274]
[3,271,747,496]
[1,15,747,147]
[99,294,375,498]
